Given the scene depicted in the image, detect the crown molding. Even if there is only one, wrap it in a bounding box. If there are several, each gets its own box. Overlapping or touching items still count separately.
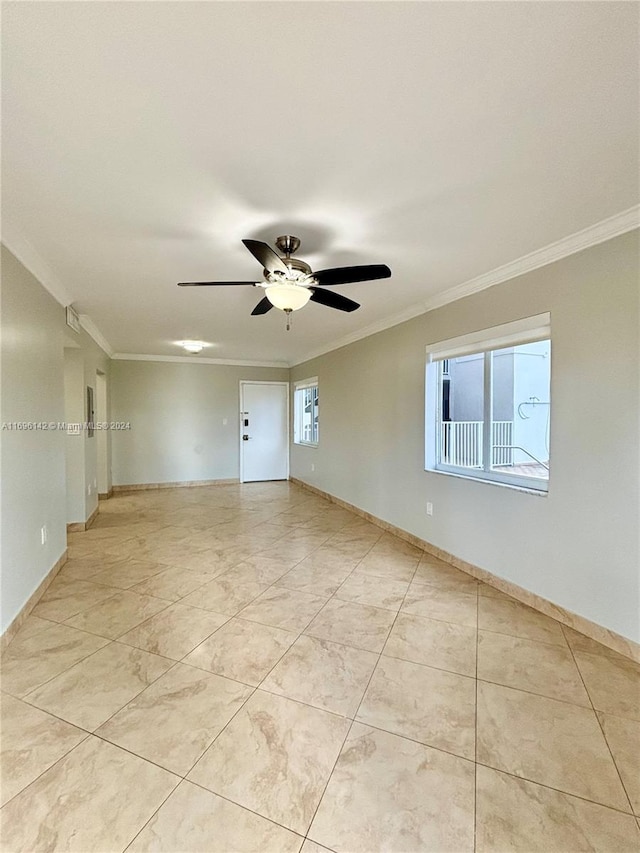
[112,353,289,369]
[2,223,116,357]
[419,204,640,315]
[78,315,115,358]
[291,205,640,367]
[291,303,431,367]
[1,224,72,307]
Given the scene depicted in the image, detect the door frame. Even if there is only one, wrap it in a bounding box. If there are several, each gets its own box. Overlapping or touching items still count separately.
[239,380,290,483]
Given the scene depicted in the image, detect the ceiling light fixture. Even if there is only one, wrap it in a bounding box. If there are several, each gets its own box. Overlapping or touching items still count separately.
[265,283,312,312]
[180,340,205,353]
[264,283,312,330]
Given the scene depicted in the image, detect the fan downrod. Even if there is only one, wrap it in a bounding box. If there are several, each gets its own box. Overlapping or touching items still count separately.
[275,235,301,256]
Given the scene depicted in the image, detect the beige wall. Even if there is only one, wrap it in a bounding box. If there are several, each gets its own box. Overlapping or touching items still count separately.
[1,247,112,632]
[110,360,289,486]
[1,247,67,633]
[64,346,85,523]
[80,327,111,516]
[291,231,640,643]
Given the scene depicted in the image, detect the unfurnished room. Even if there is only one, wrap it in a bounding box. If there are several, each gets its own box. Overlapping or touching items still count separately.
[1,2,639,852]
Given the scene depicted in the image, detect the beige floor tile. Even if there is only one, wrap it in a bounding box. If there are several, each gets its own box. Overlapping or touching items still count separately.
[402,584,478,628]
[223,557,295,586]
[58,555,120,581]
[413,559,479,592]
[374,534,423,558]
[26,642,173,730]
[295,547,361,572]
[563,625,623,659]
[97,663,252,775]
[0,622,109,698]
[573,649,640,721]
[3,614,56,644]
[184,617,296,686]
[127,780,303,852]
[309,723,475,852]
[181,576,267,615]
[478,630,591,706]
[335,573,409,611]
[477,681,630,810]
[325,535,379,561]
[260,541,320,563]
[239,587,327,632]
[172,545,255,574]
[354,550,418,582]
[384,612,477,676]
[0,736,178,853]
[357,656,476,759]
[32,577,118,622]
[130,565,213,601]
[0,694,87,806]
[478,595,566,646]
[64,589,169,639]
[476,764,640,852]
[597,712,640,814]
[275,560,353,598]
[189,690,349,834]
[262,635,377,717]
[301,841,334,853]
[118,603,227,660]
[305,599,396,653]
[85,558,166,589]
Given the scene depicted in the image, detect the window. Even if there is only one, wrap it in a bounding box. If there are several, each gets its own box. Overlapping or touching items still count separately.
[293,377,319,446]
[425,314,551,491]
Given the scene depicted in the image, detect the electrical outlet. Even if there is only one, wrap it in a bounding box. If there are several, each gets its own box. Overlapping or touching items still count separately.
[311,463,315,472]
[93,478,97,489]
[222,418,228,426]
[426,502,433,517]
[87,484,91,496]
[40,525,47,545]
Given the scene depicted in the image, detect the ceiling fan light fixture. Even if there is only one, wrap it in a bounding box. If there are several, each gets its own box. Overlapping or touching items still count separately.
[265,283,312,312]
[179,340,205,353]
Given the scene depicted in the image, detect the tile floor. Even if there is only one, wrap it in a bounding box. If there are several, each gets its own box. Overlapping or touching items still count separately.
[1,482,639,852]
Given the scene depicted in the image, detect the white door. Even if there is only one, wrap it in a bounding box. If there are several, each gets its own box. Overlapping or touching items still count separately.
[240,382,289,482]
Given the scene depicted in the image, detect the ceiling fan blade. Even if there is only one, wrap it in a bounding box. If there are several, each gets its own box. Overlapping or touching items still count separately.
[242,239,289,274]
[251,296,273,316]
[177,281,258,287]
[309,287,360,312]
[313,264,391,287]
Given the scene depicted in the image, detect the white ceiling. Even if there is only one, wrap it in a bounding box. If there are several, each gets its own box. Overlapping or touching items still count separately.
[2,2,638,366]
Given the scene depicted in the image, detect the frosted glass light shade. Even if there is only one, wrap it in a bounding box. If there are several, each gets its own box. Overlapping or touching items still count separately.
[265,283,312,312]
[180,340,204,353]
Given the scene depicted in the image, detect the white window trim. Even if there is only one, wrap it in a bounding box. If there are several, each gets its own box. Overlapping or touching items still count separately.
[293,376,319,447]
[426,313,550,363]
[425,315,551,493]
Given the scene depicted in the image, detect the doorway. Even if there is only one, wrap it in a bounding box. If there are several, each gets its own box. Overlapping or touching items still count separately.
[96,371,109,496]
[240,381,289,482]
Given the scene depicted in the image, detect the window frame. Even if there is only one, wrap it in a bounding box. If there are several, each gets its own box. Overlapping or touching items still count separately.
[293,377,319,447]
[425,314,551,493]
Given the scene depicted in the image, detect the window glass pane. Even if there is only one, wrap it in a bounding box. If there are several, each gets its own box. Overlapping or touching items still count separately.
[439,354,485,469]
[491,340,550,480]
[294,382,318,445]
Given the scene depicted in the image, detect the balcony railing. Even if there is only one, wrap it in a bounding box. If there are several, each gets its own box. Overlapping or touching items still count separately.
[441,421,514,468]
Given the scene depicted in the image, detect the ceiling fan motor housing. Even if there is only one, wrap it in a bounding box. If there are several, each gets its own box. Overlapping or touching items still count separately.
[266,259,313,282]
[275,235,301,256]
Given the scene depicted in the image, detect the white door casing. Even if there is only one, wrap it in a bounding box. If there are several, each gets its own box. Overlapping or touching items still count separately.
[240,381,289,482]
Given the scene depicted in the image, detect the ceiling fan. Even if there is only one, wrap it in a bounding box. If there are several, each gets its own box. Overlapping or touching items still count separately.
[178,236,391,330]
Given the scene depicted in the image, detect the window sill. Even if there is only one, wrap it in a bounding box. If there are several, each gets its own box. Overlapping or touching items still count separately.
[425,467,548,496]
[294,441,319,449]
